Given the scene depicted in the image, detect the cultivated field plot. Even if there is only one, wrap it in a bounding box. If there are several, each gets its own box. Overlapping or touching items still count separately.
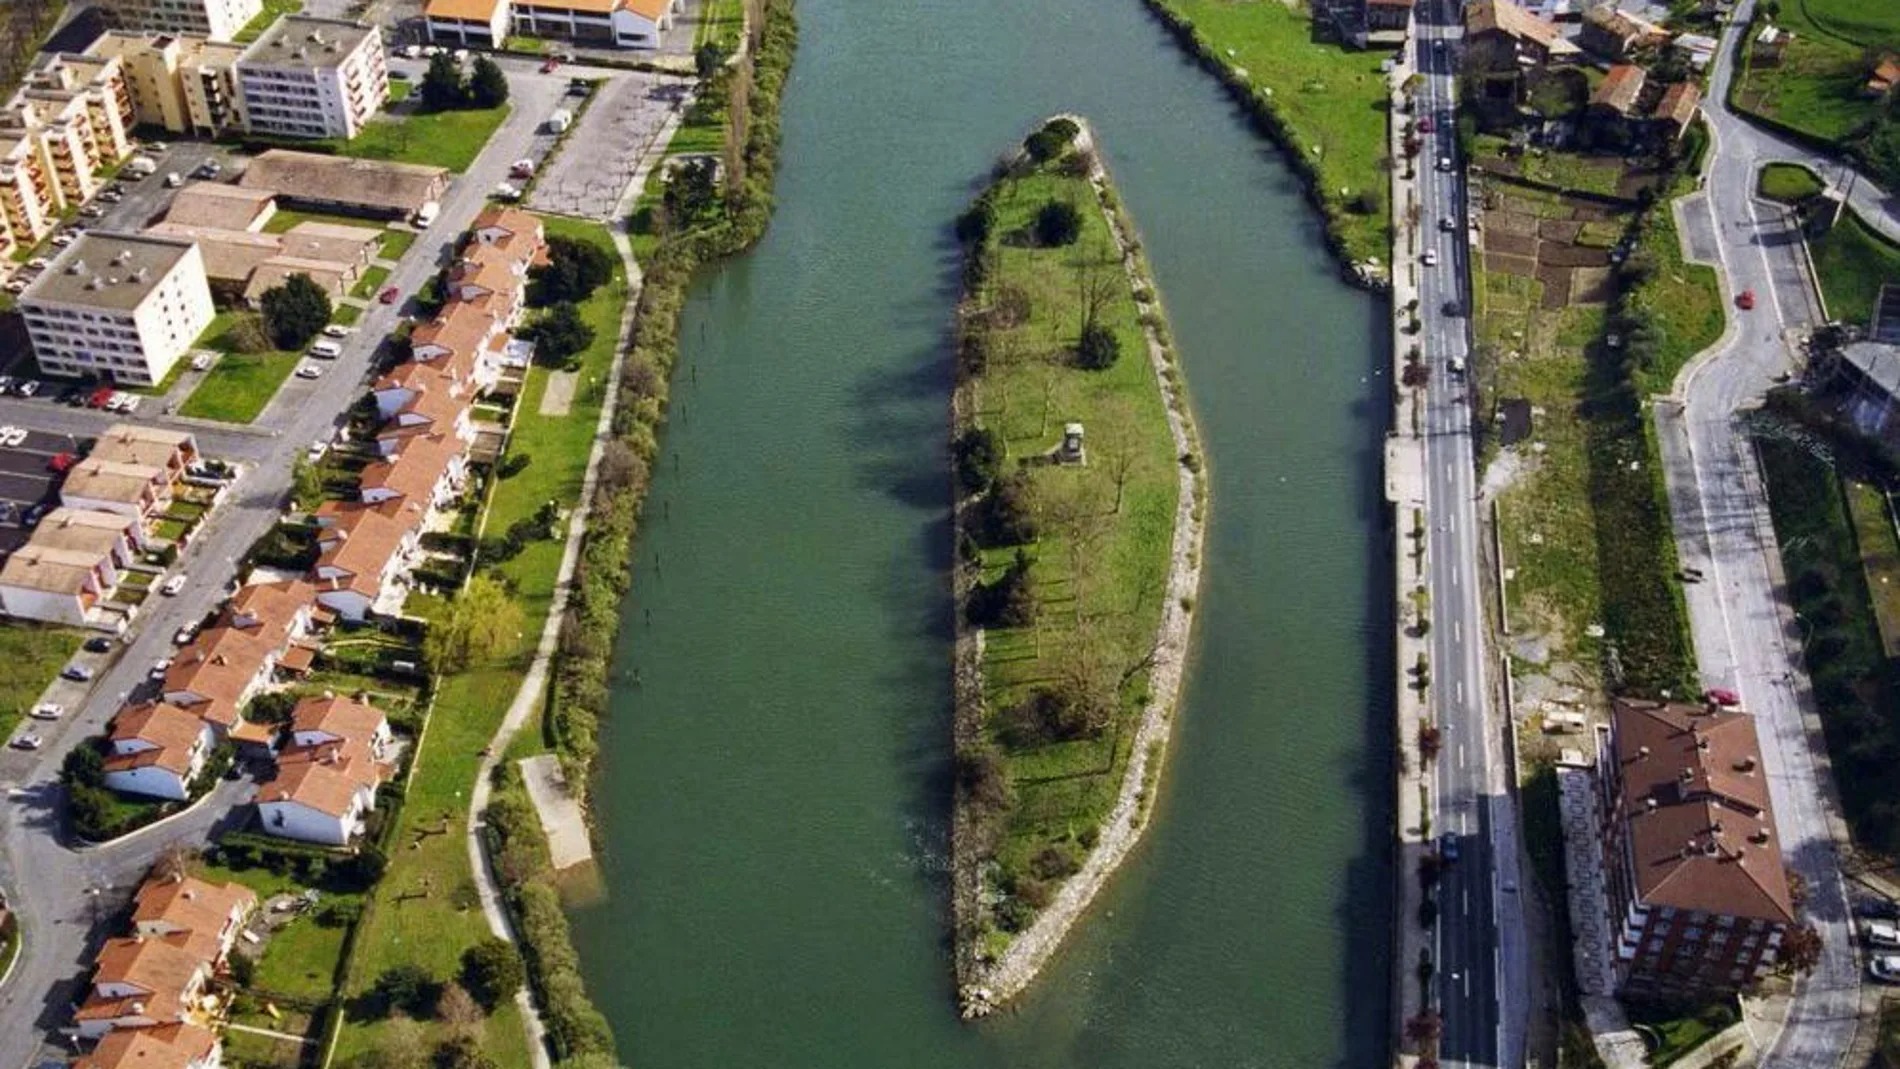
[1480,191,1619,310]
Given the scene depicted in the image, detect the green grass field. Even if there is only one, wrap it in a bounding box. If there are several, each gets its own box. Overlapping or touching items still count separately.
[960,157,1179,939]
[1778,0,1900,49]
[1812,208,1900,326]
[333,216,625,1066]
[177,311,300,422]
[1732,15,1884,142]
[1846,482,1900,656]
[1759,161,1826,203]
[351,265,391,301]
[1629,179,1725,395]
[0,622,79,741]
[326,106,509,174]
[379,229,417,261]
[695,0,744,53]
[1153,0,1390,263]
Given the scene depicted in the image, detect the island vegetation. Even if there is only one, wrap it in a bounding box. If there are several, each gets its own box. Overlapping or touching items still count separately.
[950,117,1204,1013]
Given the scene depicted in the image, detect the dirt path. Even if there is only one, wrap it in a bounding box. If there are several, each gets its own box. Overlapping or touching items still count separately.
[959,116,1208,1016]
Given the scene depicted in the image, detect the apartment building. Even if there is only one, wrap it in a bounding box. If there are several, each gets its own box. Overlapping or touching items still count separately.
[20,232,215,386]
[97,0,263,44]
[88,32,249,137]
[236,16,388,140]
[1595,699,1795,996]
[424,0,679,49]
[0,51,137,250]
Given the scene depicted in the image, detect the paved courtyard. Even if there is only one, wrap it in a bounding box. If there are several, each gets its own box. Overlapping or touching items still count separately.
[527,73,687,222]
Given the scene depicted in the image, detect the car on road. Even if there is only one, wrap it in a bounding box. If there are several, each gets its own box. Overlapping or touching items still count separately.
[1736,289,1755,310]
[194,160,222,179]
[308,439,327,461]
[1867,920,1900,948]
[17,380,38,397]
[10,734,42,750]
[174,623,199,645]
[321,324,351,338]
[541,57,560,73]
[146,141,168,153]
[149,657,172,678]
[160,573,187,596]
[1417,116,1434,133]
[296,364,324,380]
[1439,832,1460,861]
[1440,216,1456,231]
[1449,355,1466,375]
[1874,955,1900,983]
[60,663,93,682]
[83,636,112,654]
[1422,248,1438,266]
[164,172,183,188]
[1704,687,1740,707]
[1437,156,1453,172]
[378,286,401,305]
[191,352,214,371]
[29,703,61,720]
[80,205,103,219]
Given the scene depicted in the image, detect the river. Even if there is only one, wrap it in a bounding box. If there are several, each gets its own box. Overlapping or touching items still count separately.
[567,1,1394,1065]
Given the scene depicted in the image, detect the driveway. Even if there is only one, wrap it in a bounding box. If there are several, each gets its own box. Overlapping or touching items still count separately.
[0,64,570,1064]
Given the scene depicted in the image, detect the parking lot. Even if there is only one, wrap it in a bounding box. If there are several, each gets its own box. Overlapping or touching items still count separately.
[527,73,683,222]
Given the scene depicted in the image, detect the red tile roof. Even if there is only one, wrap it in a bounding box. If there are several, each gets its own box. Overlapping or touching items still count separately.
[104,702,206,776]
[73,1022,218,1069]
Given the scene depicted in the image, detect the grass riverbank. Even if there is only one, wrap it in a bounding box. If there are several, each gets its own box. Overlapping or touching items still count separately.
[1139,0,1390,268]
[1811,207,1900,327]
[949,119,1202,1009]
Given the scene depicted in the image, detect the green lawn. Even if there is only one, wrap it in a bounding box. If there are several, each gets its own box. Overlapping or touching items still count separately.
[334,216,624,1066]
[1759,161,1826,203]
[1776,0,1900,49]
[1846,482,1900,657]
[233,0,302,44]
[387,80,413,104]
[351,265,391,301]
[1148,0,1390,263]
[1629,179,1725,395]
[332,304,363,327]
[1627,997,1740,1067]
[177,311,301,422]
[263,208,385,236]
[379,229,417,261]
[198,861,362,1003]
[0,622,79,740]
[1732,24,1882,143]
[959,153,1180,943]
[1517,149,1630,198]
[327,106,510,174]
[1811,208,1900,326]
[695,0,744,52]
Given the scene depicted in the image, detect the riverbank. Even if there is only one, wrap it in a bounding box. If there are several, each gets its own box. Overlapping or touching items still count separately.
[949,117,1206,1016]
[1139,0,1392,281]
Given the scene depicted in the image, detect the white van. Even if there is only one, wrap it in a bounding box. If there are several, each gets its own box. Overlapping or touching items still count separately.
[414,200,440,228]
[125,155,157,177]
[308,340,343,360]
[163,172,183,188]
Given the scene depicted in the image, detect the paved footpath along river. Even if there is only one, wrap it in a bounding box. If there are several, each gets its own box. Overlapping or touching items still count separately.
[567,0,1395,1065]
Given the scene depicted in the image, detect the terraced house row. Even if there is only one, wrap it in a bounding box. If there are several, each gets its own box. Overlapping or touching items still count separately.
[69,869,257,1069]
[93,206,547,842]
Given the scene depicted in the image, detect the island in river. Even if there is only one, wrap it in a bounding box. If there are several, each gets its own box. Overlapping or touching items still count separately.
[949,116,1206,1016]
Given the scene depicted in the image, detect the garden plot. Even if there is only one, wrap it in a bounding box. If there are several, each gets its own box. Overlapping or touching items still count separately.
[1482,193,1616,310]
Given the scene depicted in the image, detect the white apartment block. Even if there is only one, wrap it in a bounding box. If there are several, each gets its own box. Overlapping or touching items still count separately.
[236,16,387,140]
[20,233,214,387]
[98,0,263,43]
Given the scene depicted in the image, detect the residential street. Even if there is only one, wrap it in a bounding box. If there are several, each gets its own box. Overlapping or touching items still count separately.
[1653,2,1868,1065]
[1412,4,1528,1065]
[0,62,580,1064]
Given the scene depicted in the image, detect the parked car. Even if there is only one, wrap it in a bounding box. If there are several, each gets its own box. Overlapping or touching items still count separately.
[17,380,38,397]
[173,624,199,645]
[191,352,214,372]
[29,703,61,720]
[1438,832,1459,862]
[79,205,104,219]
[1857,898,1900,920]
[378,286,401,305]
[1437,156,1453,172]
[83,636,112,654]
[1440,216,1457,231]
[541,57,559,73]
[60,663,93,682]
[1873,954,1900,983]
[1704,687,1741,707]
[10,734,42,751]
[149,657,172,678]
[1422,248,1438,267]
[1866,920,1900,948]
[321,324,351,338]
[1417,116,1434,133]
[160,573,187,596]
[296,364,324,380]
[163,172,183,188]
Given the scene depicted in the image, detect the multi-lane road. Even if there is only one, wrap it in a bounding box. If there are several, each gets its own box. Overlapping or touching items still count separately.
[1408,7,1528,1067]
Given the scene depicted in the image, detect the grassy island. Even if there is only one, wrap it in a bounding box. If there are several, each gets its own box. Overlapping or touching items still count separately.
[950,118,1205,1014]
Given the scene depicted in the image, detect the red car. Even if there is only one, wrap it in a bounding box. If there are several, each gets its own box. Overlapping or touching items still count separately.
[1705,687,1741,707]
[378,286,401,305]
[1736,289,1755,310]
[1418,116,1435,133]
[86,385,114,408]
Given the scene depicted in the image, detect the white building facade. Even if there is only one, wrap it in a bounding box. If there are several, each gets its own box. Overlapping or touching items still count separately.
[99,0,263,43]
[235,17,388,140]
[20,233,214,386]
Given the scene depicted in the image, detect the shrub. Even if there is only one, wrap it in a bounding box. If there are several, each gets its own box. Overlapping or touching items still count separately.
[955,197,995,246]
[460,937,525,1012]
[967,548,1037,629]
[529,235,616,306]
[522,302,594,367]
[953,427,1003,495]
[977,470,1038,547]
[1024,118,1079,162]
[260,274,332,351]
[1034,200,1082,247]
[1076,322,1121,370]
[371,964,439,1019]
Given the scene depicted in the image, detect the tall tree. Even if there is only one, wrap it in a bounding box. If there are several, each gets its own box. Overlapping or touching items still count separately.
[259,273,331,351]
[467,55,508,109]
[423,575,522,672]
[420,52,466,112]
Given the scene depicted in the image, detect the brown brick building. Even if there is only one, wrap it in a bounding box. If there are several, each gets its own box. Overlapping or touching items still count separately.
[1596,699,1794,995]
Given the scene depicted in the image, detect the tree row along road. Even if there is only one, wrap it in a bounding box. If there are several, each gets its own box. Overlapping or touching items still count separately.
[0,61,575,1066]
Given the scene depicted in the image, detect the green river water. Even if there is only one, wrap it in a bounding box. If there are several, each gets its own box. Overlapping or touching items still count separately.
[568,1,1394,1065]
